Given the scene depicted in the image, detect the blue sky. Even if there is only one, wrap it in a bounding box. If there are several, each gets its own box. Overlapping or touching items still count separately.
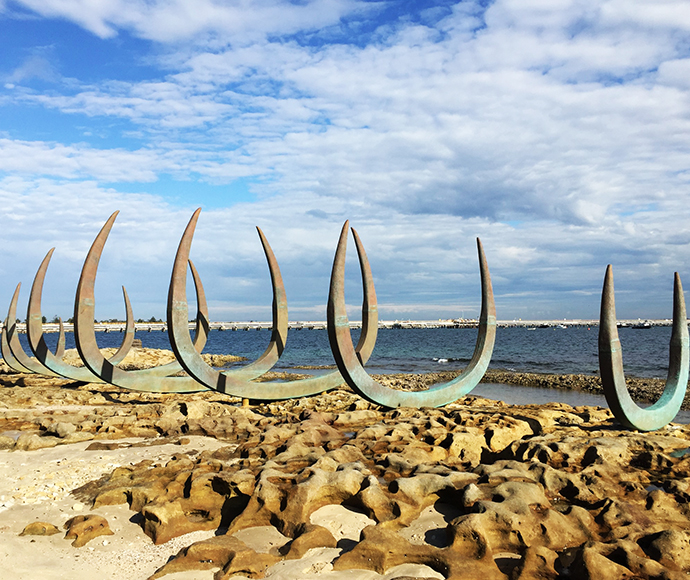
[1,0,690,322]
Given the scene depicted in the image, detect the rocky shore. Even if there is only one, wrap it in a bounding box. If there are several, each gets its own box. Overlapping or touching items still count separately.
[369,369,686,409]
[483,370,683,407]
[2,350,690,579]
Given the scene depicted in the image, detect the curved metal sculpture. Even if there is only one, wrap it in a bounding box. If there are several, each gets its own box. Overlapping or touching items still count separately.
[2,283,64,377]
[1,313,35,374]
[598,265,689,431]
[26,248,135,382]
[167,209,379,400]
[327,223,496,408]
[74,212,212,393]
[173,214,290,383]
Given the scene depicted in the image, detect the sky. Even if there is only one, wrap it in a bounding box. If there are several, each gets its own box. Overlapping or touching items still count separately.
[1,0,690,323]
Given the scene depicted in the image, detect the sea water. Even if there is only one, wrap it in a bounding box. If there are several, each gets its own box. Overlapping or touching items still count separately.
[28,324,671,377]
[19,325,690,422]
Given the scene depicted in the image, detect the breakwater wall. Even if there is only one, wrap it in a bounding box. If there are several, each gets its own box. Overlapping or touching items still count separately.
[8,318,671,333]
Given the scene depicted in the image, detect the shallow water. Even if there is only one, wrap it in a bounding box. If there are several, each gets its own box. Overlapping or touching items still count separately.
[474,382,690,424]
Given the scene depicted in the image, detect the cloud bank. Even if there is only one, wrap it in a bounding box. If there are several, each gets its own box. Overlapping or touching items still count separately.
[1,0,689,322]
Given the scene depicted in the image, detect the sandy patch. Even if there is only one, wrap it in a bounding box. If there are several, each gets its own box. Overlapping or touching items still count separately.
[0,437,448,580]
[0,436,228,580]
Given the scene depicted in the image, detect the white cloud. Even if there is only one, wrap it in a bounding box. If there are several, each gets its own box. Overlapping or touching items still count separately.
[2,0,690,321]
[0,138,271,183]
[0,138,159,180]
[1,171,688,323]
[14,1,688,227]
[5,54,60,84]
[601,0,690,30]
[11,0,367,43]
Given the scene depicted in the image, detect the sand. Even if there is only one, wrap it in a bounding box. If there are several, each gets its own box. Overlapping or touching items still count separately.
[1,353,689,580]
[0,436,444,580]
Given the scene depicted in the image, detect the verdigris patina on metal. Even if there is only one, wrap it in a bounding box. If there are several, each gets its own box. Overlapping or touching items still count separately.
[1,311,37,375]
[6,209,690,430]
[168,209,290,384]
[167,209,378,400]
[2,283,64,377]
[27,247,135,382]
[599,265,689,431]
[327,221,496,409]
[74,212,212,393]
[2,211,498,409]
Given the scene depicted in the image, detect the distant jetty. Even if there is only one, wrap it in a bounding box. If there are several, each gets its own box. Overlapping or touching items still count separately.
[7,318,672,333]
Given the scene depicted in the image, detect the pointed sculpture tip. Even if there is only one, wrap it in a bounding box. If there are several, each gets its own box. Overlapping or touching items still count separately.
[476,238,487,264]
[600,264,617,327]
[350,226,365,251]
[673,272,685,314]
[603,265,614,290]
[337,220,350,243]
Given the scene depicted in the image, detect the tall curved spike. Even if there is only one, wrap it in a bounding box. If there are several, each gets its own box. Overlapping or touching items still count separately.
[55,317,66,359]
[26,248,135,382]
[128,259,210,378]
[2,310,33,374]
[219,225,289,379]
[107,286,135,365]
[328,224,496,408]
[169,209,287,382]
[352,227,378,365]
[598,265,688,431]
[2,284,34,375]
[3,282,62,377]
[74,212,208,392]
[168,210,379,399]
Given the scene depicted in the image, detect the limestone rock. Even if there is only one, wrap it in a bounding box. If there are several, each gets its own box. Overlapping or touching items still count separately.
[148,535,280,580]
[15,432,59,451]
[55,421,77,438]
[334,524,505,579]
[19,522,60,536]
[280,523,337,559]
[63,514,114,547]
[3,371,690,579]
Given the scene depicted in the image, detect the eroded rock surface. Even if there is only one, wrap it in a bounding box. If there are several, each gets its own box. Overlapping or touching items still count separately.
[60,395,690,578]
[2,358,690,578]
[63,514,114,547]
[19,521,60,536]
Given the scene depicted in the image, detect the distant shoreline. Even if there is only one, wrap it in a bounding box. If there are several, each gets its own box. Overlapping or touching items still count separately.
[6,317,673,333]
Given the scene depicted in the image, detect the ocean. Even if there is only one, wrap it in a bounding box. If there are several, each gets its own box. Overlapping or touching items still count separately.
[30,324,672,378]
[16,324,690,421]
